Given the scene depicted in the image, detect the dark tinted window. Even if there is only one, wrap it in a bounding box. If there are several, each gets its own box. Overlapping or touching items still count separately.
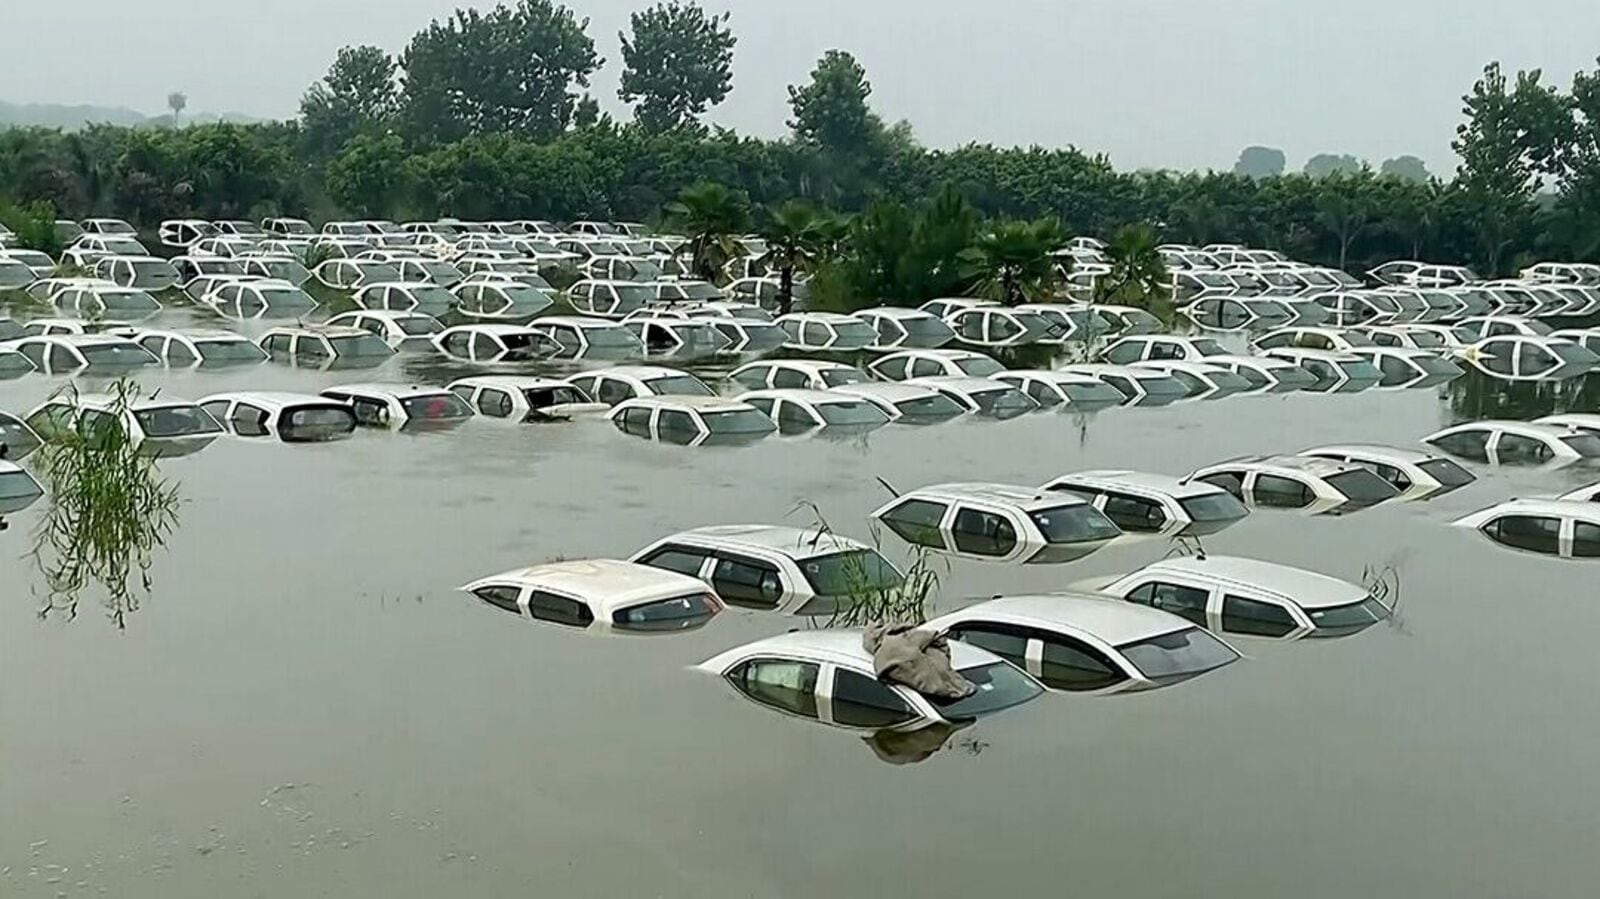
[636,545,710,577]
[951,508,1018,557]
[1101,493,1167,531]
[1483,515,1562,555]
[1197,471,1245,500]
[710,555,784,609]
[1126,581,1210,627]
[656,409,697,443]
[1324,469,1400,504]
[729,659,819,718]
[1221,594,1299,638]
[879,499,948,548]
[1039,637,1126,692]
[832,669,917,728]
[1431,430,1490,462]
[478,389,513,418]
[525,591,594,628]
[473,585,522,615]
[1495,433,1553,463]
[1253,474,1313,508]
[1572,522,1600,558]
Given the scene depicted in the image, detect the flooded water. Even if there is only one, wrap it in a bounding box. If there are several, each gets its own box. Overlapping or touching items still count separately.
[3,308,1599,898]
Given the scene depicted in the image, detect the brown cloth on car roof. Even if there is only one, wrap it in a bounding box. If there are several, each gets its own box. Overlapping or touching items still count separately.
[863,622,975,700]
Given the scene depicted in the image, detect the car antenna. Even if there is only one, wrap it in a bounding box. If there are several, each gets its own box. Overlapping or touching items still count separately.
[874,476,899,498]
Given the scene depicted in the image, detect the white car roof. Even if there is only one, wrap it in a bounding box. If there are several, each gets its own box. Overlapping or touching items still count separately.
[136,328,252,341]
[1263,348,1369,363]
[1049,469,1226,499]
[1536,413,1600,431]
[1197,454,1365,478]
[261,326,371,339]
[928,594,1194,646]
[884,348,991,361]
[1301,444,1448,466]
[462,559,708,612]
[331,310,439,323]
[995,368,1103,385]
[581,365,697,381]
[614,395,752,413]
[828,382,944,401]
[1429,419,1581,439]
[441,323,539,336]
[662,524,870,558]
[894,482,1091,511]
[775,312,867,324]
[1456,498,1600,526]
[199,392,350,410]
[699,628,999,674]
[905,376,1014,393]
[535,316,622,329]
[449,376,573,391]
[29,334,140,347]
[48,393,199,412]
[1120,555,1368,609]
[324,383,456,400]
[857,306,941,320]
[740,388,868,406]
[1059,363,1176,379]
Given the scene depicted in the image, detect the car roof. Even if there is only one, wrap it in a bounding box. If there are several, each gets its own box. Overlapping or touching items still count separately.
[995,368,1102,384]
[775,312,867,324]
[450,376,572,390]
[740,388,864,405]
[1060,363,1177,379]
[582,365,697,380]
[928,594,1194,646]
[261,326,371,338]
[199,391,348,410]
[703,628,999,672]
[1125,555,1368,609]
[324,383,455,399]
[617,395,752,412]
[1264,348,1368,362]
[1050,469,1224,498]
[828,382,942,400]
[1536,413,1600,429]
[884,348,989,360]
[32,334,139,346]
[897,482,1090,510]
[1198,454,1364,478]
[441,323,538,335]
[139,329,251,341]
[463,559,708,611]
[1431,419,1579,438]
[1461,498,1600,524]
[51,393,199,412]
[905,376,1013,392]
[534,316,621,328]
[663,524,869,557]
[1301,444,1444,465]
[857,306,938,319]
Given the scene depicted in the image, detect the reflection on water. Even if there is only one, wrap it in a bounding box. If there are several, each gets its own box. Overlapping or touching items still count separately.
[1449,369,1600,421]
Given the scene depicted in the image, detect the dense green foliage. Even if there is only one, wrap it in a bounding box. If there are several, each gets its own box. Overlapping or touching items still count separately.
[2,0,1598,291]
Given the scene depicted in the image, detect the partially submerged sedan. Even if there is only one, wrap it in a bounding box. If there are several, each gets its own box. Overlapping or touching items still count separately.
[91,255,180,291]
[633,524,903,614]
[320,384,475,431]
[991,369,1128,410]
[1129,360,1253,400]
[872,482,1121,564]
[432,324,561,363]
[825,382,968,424]
[609,395,777,446]
[774,312,877,351]
[133,329,269,368]
[7,335,158,375]
[1189,454,1401,514]
[853,307,955,350]
[448,376,608,420]
[1042,470,1249,537]
[738,389,892,435]
[325,311,445,349]
[463,559,723,634]
[1452,499,1600,561]
[729,359,869,392]
[1083,555,1393,640]
[27,393,224,458]
[567,366,716,406]
[1055,364,1190,406]
[868,348,1005,381]
[926,595,1241,693]
[527,316,645,360]
[1259,348,1382,393]
[903,376,1037,419]
[697,630,1043,732]
[1299,444,1476,500]
[1423,420,1600,467]
[198,393,359,442]
[258,326,397,370]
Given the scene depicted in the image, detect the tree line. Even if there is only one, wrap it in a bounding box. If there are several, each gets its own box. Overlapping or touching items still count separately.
[1,0,1598,286]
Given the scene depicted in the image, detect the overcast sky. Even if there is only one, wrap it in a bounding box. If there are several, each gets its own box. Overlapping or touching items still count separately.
[4,0,1597,173]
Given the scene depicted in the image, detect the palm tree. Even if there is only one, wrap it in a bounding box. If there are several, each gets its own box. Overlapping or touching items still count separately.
[958,218,1065,304]
[756,201,822,315]
[1098,224,1168,306]
[664,182,751,282]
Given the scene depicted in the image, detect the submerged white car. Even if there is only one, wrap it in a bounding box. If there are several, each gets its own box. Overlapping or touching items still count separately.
[1299,444,1476,500]
[7,335,158,375]
[1452,499,1600,561]
[1083,555,1393,640]
[432,324,561,363]
[774,312,877,351]
[326,310,445,348]
[825,382,968,423]
[463,559,723,634]
[853,307,955,350]
[1042,470,1249,536]
[868,348,1005,381]
[737,389,891,435]
[198,393,358,443]
[872,483,1122,564]
[566,366,716,407]
[1422,420,1600,467]
[729,360,869,392]
[926,594,1241,693]
[633,524,903,614]
[1188,455,1401,514]
[904,376,1038,419]
[0,459,44,514]
[609,396,777,446]
[26,393,224,458]
[320,384,475,430]
[133,329,269,368]
[697,630,1043,730]
[991,370,1128,409]
[448,377,608,420]
[1055,364,1190,406]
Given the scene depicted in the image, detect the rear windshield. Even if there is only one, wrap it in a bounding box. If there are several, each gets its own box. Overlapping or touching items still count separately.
[701,408,776,435]
[394,317,442,336]
[1118,628,1238,682]
[819,368,867,387]
[1178,491,1250,522]
[1325,469,1400,504]
[1306,596,1391,632]
[798,549,903,597]
[644,375,715,397]
[280,406,357,441]
[614,593,720,632]
[1562,434,1600,457]
[955,357,1005,377]
[972,387,1034,415]
[195,340,268,363]
[1029,505,1120,543]
[929,662,1042,719]
[80,343,156,367]
[817,401,890,427]
[400,393,474,420]
[895,393,965,418]
[328,334,396,358]
[1063,382,1126,404]
[134,406,223,438]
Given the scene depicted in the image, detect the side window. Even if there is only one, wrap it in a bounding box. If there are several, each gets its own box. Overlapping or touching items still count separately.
[471,333,501,360]
[744,397,775,417]
[19,342,47,369]
[525,590,595,628]
[946,623,1029,662]
[1196,471,1245,500]
[1572,522,1600,558]
[1148,341,1183,360]
[1023,379,1060,406]
[988,314,1020,340]
[1365,461,1411,491]
[1377,354,1415,383]
[800,321,831,346]
[1483,515,1562,555]
[1220,594,1299,638]
[478,389,513,418]
[951,508,1018,557]
[1431,430,1490,462]
[442,332,472,356]
[710,555,785,609]
[637,545,711,577]
[909,358,944,378]
[1520,345,1557,374]
[1495,433,1553,463]
[597,379,635,406]
[831,669,917,728]
[348,398,389,426]
[138,336,165,355]
[49,345,79,371]
[656,409,697,443]
[1038,636,1126,692]
[231,404,269,437]
[618,406,653,437]
[775,401,817,432]
[472,585,523,615]
[1100,493,1167,531]
[729,659,819,719]
[955,313,985,341]
[1126,581,1210,627]
[200,401,232,421]
[1252,474,1313,508]
[771,367,810,389]
[874,357,908,380]
[167,341,197,366]
[732,366,771,390]
[295,337,329,360]
[879,499,949,548]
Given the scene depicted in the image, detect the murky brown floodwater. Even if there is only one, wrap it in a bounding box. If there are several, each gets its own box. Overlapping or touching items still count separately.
[3,306,1599,898]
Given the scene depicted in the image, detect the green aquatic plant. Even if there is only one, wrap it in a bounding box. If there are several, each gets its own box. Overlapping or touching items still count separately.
[27,380,182,628]
[792,500,946,629]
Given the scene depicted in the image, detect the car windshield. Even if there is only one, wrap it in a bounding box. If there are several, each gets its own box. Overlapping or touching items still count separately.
[1325,469,1400,504]
[327,334,396,357]
[819,368,868,387]
[134,405,223,438]
[817,400,890,427]
[644,375,714,396]
[1063,382,1127,404]
[280,407,357,441]
[1119,628,1238,682]
[1416,458,1475,487]
[954,356,1004,377]
[1562,434,1600,457]
[615,593,720,632]
[194,340,268,364]
[1029,505,1120,543]
[400,393,474,420]
[929,662,1042,719]
[972,386,1034,416]
[798,548,903,596]
[894,393,965,418]
[1179,491,1250,522]
[701,408,776,435]
[1305,596,1391,633]
[79,343,156,367]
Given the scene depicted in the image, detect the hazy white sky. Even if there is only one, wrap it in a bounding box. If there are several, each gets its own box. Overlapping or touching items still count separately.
[4,0,1598,172]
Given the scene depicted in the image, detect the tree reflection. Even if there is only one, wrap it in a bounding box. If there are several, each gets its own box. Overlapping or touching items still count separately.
[1447,370,1600,421]
[28,380,182,628]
